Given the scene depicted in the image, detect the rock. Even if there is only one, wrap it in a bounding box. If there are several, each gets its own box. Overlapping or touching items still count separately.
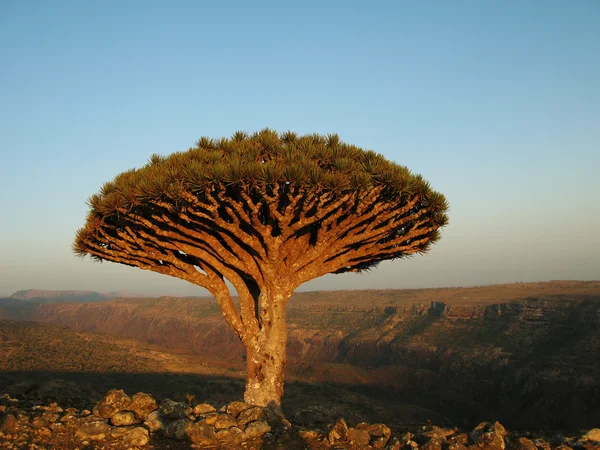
[226,401,252,418]
[386,437,403,450]
[424,426,458,440]
[0,414,18,433]
[328,418,349,444]
[214,413,238,430]
[204,412,219,426]
[159,399,192,420]
[110,425,137,439]
[93,389,132,419]
[448,433,469,445]
[583,430,600,443]
[422,437,443,450]
[245,420,271,438]
[471,422,508,450]
[75,421,111,441]
[347,427,371,445]
[129,392,158,421]
[144,410,165,433]
[187,420,217,446]
[534,438,552,450]
[193,403,216,415]
[216,426,247,445]
[237,406,265,427]
[123,426,150,447]
[165,418,192,440]
[357,422,392,447]
[510,437,538,450]
[31,416,51,428]
[110,410,139,426]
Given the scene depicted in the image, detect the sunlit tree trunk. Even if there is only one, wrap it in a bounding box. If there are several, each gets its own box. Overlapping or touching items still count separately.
[243,289,289,408]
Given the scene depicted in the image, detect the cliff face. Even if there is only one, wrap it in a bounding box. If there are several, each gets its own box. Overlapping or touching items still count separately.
[26,282,600,431]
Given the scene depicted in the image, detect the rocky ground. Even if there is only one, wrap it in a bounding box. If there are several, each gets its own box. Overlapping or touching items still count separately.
[1,389,600,450]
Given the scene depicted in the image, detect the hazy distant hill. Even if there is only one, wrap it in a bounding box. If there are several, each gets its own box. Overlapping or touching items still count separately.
[9,289,109,303]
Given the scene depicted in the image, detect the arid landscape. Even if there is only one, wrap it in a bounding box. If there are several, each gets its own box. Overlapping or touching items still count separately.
[2,280,599,448]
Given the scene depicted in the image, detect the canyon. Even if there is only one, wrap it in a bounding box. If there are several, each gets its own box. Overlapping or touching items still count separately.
[1,280,599,431]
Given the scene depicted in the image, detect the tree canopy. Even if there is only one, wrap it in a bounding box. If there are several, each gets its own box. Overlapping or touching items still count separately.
[73,128,448,406]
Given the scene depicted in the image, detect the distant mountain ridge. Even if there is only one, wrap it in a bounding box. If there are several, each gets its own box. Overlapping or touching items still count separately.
[9,289,121,304]
[8,289,152,303]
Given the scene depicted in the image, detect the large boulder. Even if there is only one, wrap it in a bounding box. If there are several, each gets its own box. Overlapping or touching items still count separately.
[92,389,132,419]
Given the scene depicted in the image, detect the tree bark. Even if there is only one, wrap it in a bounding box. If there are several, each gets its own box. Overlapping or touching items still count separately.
[243,289,289,409]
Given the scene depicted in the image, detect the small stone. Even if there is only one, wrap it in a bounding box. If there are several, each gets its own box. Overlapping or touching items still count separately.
[193,403,216,415]
[583,429,600,443]
[187,420,217,446]
[41,412,60,423]
[216,426,247,445]
[0,414,18,433]
[129,393,158,421]
[357,422,391,447]
[237,406,265,428]
[299,430,324,440]
[328,418,349,444]
[511,437,538,450]
[386,437,403,450]
[226,401,252,418]
[75,421,111,441]
[245,420,271,438]
[534,438,552,450]
[424,426,458,440]
[110,425,137,439]
[144,410,165,433]
[347,427,371,445]
[159,399,192,420]
[110,411,139,426]
[448,433,469,445]
[204,413,219,425]
[165,418,191,440]
[93,389,132,419]
[214,413,238,430]
[422,437,443,450]
[123,427,150,447]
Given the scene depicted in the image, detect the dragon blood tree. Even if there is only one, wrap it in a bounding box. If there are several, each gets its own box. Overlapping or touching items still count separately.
[74,129,448,408]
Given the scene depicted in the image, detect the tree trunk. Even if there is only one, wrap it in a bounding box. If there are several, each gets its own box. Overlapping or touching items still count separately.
[243,290,289,408]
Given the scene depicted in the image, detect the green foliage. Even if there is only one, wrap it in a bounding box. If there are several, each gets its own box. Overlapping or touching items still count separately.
[74,129,449,262]
[82,128,447,215]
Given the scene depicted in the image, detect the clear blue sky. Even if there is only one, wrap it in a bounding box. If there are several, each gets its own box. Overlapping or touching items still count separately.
[1,0,598,297]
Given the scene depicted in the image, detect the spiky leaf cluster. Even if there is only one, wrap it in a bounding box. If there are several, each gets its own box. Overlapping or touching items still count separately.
[74,129,448,299]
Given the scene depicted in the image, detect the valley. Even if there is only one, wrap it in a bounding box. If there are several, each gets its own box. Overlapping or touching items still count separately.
[1,280,599,432]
